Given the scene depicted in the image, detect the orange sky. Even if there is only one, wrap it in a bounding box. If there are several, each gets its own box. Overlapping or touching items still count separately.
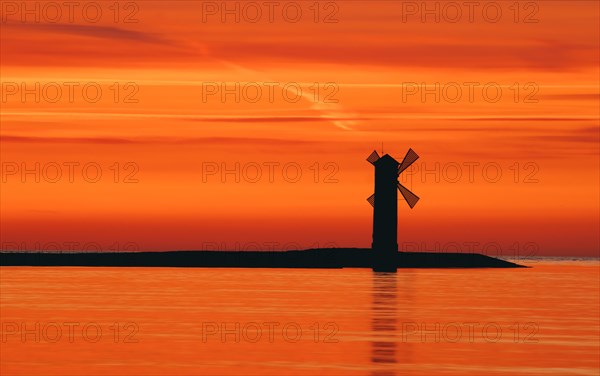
[1,1,599,256]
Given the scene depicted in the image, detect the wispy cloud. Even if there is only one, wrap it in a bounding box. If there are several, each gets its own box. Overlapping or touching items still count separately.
[2,21,175,45]
[0,135,317,146]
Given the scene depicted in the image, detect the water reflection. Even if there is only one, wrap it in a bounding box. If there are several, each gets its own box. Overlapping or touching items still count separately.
[370,272,398,376]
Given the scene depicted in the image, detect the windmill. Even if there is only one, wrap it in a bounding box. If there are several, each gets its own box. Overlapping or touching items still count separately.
[367,149,419,271]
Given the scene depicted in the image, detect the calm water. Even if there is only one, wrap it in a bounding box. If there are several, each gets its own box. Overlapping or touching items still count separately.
[1,260,598,375]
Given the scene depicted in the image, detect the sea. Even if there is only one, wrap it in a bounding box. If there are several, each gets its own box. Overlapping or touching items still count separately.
[1,258,598,375]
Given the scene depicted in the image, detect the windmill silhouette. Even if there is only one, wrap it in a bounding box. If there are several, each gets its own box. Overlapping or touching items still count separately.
[367,149,419,272]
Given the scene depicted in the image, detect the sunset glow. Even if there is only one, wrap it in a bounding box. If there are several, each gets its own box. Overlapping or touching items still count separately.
[1,1,599,256]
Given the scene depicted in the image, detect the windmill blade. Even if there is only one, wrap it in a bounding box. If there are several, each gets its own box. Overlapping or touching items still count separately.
[366,150,380,165]
[367,194,375,207]
[398,148,419,174]
[397,183,419,208]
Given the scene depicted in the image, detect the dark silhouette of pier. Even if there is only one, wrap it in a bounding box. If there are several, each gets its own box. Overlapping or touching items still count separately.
[0,248,524,268]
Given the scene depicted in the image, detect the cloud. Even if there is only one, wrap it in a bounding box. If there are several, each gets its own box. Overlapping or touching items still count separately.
[1,21,174,45]
[206,40,600,70]
[0,135,317,146]
[178,115,367,123]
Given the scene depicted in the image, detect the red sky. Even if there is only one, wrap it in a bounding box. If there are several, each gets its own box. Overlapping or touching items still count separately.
[1,1,599,256]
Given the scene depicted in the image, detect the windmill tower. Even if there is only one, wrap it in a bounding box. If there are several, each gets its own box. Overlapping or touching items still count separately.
[367,149,420,272]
